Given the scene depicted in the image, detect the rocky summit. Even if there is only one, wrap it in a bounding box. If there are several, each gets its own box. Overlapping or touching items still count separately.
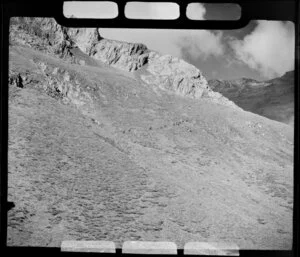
[9,17,236,107]
[8,17,293,250]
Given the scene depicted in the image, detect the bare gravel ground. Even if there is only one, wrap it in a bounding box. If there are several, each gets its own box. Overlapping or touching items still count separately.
[7,46,293,249]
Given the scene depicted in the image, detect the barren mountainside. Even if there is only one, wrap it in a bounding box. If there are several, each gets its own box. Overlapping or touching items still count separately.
[9,17,237,105]
[8,17,293,250]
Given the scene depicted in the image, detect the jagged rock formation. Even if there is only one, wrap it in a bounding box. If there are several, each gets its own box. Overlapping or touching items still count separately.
[142,53,208,98]
[9,17,149,71]
[141,53,237,106]
[66,27,102,54]
[87,39,149,71]
[10,17,74,60]
[208,71,294,125]
[9,17,237,107]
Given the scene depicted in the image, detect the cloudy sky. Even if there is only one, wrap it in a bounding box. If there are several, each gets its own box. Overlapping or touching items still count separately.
[64,2,295,81]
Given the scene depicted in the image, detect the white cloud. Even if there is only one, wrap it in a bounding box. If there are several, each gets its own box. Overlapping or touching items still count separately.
[230,21,295,79]
[178,30,224,60]
[186,3,206,20]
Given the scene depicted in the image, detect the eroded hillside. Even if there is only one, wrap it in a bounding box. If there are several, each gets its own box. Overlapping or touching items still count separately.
[7,17,294,250]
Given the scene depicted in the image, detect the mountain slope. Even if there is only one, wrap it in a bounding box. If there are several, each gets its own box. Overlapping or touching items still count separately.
[9,17,236,106]
[208,72,294,125]
[7,18,293,250]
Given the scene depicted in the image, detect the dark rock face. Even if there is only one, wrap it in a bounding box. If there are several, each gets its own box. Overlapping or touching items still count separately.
[208,72,294,125]
[9,72,24,88]
[8,69,42,89]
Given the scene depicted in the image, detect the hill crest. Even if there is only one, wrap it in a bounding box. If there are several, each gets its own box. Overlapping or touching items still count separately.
[9,17,237,106]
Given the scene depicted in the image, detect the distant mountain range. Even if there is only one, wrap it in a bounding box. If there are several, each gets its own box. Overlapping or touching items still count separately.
[208,71,294,125]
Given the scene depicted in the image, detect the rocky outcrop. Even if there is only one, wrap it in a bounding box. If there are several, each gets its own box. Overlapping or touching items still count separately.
[66,27,150,71]
[10,17,70,58]
[9,69,42,89]
[141,53,237,107]
[36,61,96,115]
[9,17,238,107]
[9,72,24,88]
[9,58,96,116]
[10,17,150,72]
[66,27,101,54]
[142,53,208,98]
[87,39,149,71]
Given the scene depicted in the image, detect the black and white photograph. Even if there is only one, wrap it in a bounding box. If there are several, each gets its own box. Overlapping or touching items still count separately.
[6,1,295,252]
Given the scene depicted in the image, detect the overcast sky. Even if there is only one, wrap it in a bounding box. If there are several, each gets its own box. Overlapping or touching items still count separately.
[64,2,295,81]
